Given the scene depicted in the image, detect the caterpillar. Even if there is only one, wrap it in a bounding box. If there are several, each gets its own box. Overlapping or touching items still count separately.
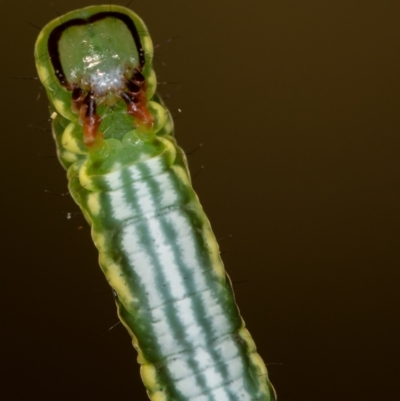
[34,5,276,401]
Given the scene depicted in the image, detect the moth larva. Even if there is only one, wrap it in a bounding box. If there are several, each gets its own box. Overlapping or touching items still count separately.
[34,5,276,401]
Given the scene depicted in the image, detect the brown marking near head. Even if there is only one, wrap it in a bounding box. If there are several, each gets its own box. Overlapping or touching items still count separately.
[79,92,104,147]
[121,69,154,129]
[121,91,154,128]
[72,68,153,148]
[71,87,86,113]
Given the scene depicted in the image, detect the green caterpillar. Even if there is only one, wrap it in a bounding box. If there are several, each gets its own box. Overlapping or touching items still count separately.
[34,5,276,401]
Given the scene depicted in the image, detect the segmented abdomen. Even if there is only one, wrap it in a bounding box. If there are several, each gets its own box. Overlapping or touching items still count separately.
[67,138,273,401]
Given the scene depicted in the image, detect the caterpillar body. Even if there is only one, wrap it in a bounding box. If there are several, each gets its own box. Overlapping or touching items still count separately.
[34,5,276,401]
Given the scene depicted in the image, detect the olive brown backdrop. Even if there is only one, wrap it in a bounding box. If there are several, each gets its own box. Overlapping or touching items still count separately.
[1,1,399,400]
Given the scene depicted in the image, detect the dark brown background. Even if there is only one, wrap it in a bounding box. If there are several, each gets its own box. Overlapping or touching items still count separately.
[1,0,399,400]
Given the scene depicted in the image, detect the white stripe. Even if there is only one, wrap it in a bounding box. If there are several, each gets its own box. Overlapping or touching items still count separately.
[153,171,179,206]
[202,365,224,388]
[121,224,163,307]
[210,387,230,401]
[122,223,182,353]
[166,357,192,381]
[103,164,123,190]
[167,210,231,334]
[214,336,239,361]
[174,374,202,398]
[226,355,244,379]
[147,217,187,301]
[108,170,135,220]
[126,155,166,182]
[132,179,157,216]
[193,346,214,370]
[109,188,134,220]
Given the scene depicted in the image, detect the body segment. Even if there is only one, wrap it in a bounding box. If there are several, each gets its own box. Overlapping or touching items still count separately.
[35,6,276,400]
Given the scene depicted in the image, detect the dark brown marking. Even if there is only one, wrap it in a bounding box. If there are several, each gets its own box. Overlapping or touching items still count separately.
[132,70,145,86]
[71,87,86,113]
[79,92,103,147]
[126,80,140,94]
[121,91,154,128]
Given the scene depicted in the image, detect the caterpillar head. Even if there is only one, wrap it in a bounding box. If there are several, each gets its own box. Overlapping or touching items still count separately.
[35,5,157,147]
